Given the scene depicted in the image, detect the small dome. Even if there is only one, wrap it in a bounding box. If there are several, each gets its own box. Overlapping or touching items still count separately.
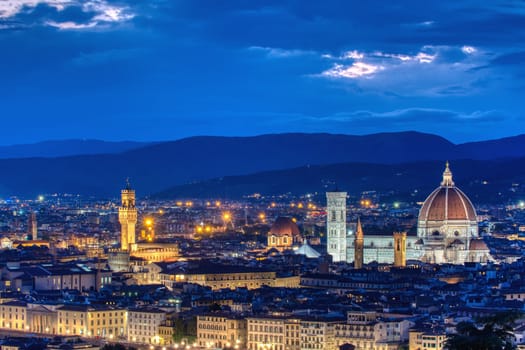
[419,163,477,222]
[269,217,300,237]
[469,239,489,251]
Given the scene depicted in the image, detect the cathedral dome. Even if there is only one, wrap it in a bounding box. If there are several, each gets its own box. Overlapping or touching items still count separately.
[269,217,300,237]
[418,163,477,222]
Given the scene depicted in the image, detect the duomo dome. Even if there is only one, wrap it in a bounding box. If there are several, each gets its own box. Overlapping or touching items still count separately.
[417,162,490,264]
[418,167,477,223]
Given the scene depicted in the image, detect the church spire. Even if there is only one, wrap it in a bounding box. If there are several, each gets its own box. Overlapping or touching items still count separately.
[441,161,455,187]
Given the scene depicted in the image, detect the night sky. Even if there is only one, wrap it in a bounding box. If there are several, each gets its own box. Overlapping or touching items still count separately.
[1,1,524,144]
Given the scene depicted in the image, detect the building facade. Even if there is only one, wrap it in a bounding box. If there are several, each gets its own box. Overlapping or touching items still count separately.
[197,314,247,349]
[127,308,167,344]
[57,305,126,338]
[340,163,491,265]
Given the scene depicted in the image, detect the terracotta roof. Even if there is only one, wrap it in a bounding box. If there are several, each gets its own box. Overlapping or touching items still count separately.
[269,217,300,237]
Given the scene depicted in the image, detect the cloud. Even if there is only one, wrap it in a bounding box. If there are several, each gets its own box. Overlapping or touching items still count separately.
[247,46,313,58]
[316,45,502,96]
[0,0,134,29]
[46,20,96,29]
[336,108,507,124]
[322,62,383,79]
[0,0,70,18]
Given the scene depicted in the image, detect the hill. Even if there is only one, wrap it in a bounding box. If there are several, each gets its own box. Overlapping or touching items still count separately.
[155,158,525,204]
[0,140,150,159]
[1,132,525,198]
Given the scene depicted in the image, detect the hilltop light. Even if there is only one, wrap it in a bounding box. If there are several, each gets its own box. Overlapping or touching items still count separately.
[520,201,525,208]
[38,195,44,201]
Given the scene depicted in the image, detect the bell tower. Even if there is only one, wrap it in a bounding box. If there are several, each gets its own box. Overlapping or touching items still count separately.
[119,179,137,251]
[326,191,347,262]
[393,231,407,267]
[354,217,364,269]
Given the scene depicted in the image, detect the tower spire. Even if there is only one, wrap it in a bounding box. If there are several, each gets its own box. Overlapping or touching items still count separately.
[441,161,454,187]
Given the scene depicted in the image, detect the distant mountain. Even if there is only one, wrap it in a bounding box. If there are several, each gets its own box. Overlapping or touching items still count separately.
[457,134,525,160]
[1,132,525,198]
[0,140,150,159]
[155,158,525,204]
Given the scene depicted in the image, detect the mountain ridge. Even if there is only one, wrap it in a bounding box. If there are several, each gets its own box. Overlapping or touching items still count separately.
[0,139,151,159]
[0,131,525,198]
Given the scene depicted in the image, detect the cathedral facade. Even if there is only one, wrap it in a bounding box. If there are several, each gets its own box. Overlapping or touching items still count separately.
[331,163,491,265]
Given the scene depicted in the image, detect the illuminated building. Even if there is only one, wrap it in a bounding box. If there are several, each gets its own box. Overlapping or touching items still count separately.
[119,180,137,251]
[326,191,347,262]
[158,319,175,345]
[109,182,179,272]
[127,308,166,344]
[267,217,302,251]
[246,316,300,350]
[409,329,446,350]
[150,262,277,290]
[2,263,111,292]
[197,314,246,349]
[393,232,407,267]
[354,217,364,269]
[417,162,491,264]
[28,212,37,240]
[300,317,339,350]
[294,241,320,259]
[335,312,413,350]
[141,217,155,242]
[346,163,491,265]
[27,302,61,334]
[56,304,126,338]
[0,301,27,331]
[129,243,179,263]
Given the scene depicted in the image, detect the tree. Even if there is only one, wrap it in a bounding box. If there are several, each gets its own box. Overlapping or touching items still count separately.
[173,318,186,343]
[446,311,522,350]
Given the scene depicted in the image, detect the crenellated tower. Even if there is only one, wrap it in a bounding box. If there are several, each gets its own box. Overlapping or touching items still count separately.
[354,217,364,269]
[119,179,137,251]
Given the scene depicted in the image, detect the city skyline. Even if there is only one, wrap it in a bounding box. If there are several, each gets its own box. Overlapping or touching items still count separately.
[1,1,524,144]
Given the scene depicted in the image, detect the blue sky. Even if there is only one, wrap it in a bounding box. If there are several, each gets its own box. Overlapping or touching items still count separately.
[0,0,524,144]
